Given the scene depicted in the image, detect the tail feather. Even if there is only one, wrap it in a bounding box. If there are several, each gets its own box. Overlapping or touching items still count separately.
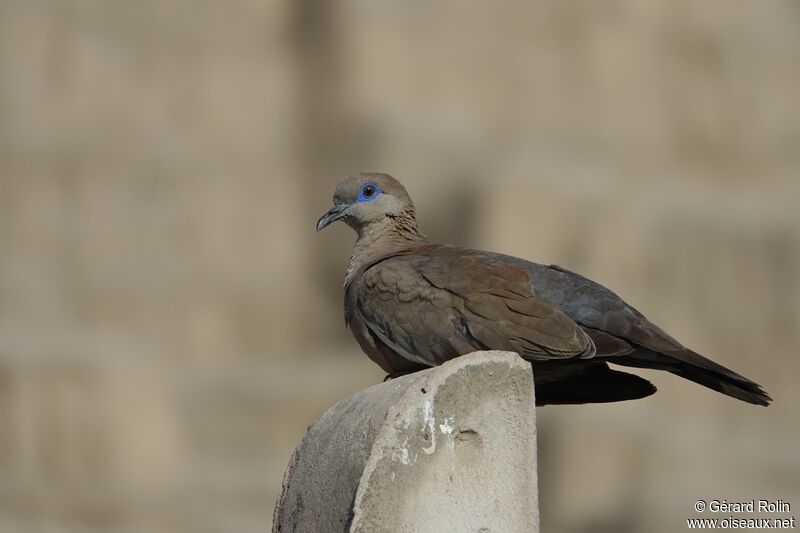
[670,365,771,406]
[616,349,771,406]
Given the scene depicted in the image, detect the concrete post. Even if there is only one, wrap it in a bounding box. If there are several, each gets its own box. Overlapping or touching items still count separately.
[273,351,539,533]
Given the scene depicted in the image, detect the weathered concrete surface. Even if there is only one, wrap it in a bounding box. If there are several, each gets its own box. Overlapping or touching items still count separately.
[273,351,539,533]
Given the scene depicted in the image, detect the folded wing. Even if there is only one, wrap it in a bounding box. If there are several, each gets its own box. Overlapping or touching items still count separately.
[352,249,596,367]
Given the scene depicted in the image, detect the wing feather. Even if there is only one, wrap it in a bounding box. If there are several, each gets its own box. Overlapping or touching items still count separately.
[353,251,595,366]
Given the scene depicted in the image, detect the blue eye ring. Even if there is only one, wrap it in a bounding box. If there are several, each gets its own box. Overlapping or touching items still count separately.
[356,182,382,202]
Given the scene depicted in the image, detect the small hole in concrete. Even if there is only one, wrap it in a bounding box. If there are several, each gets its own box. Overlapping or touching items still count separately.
[420,387,427,394]
[455,429,480,443]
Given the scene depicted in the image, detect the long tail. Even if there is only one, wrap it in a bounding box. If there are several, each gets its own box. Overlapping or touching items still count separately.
[615,349,771,406]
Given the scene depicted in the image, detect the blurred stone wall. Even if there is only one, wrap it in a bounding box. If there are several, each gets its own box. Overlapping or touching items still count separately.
[0,1,798,532]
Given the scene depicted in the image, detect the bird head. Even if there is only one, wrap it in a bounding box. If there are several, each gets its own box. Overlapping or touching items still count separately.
[316,172,416,233]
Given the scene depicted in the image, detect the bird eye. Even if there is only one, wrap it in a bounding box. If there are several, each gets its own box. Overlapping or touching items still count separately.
[358,182,381,202]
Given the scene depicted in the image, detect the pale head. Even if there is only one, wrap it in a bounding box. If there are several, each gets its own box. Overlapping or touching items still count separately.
[316,172,417,233]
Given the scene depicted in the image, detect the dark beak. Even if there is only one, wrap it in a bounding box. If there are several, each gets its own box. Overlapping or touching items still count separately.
[316,204,349,232]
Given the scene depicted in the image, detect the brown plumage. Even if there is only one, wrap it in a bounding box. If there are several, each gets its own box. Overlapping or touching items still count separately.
[317,173,771,406]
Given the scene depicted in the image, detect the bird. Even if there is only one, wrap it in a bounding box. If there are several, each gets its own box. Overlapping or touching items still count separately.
[316,172,771,406]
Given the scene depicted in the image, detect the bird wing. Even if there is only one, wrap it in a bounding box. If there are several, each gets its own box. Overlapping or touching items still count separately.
[490,253,681,353]
[351,248,596,367]
[492,255,771,405]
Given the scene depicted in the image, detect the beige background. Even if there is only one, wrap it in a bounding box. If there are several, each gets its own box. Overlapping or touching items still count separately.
[1,1,798,532]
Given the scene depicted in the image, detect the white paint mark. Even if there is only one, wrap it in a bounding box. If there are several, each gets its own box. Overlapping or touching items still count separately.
[440,416,456,449]
[439,416,455,436]
[421,398,437,454]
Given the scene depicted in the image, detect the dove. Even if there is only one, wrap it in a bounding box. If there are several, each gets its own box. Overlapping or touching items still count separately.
[316,173,771,406]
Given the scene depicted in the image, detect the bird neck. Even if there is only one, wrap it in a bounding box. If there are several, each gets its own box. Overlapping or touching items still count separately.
[346,212,427,282]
